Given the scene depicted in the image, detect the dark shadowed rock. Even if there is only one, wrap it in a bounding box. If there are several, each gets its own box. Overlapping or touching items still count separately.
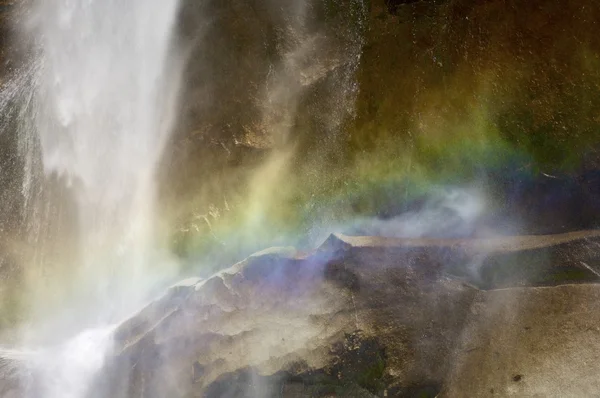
[159,0,366,220]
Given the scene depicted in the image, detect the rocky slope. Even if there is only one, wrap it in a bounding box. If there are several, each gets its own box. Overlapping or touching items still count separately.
[81,230,600,397]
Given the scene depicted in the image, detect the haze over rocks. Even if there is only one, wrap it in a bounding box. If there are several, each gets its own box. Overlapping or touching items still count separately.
[84,230,600,397]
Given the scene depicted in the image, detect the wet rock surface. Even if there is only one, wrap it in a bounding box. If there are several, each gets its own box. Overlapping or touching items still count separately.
[444,284,600,397]
[158,0,600,272]
[91,230,600,397]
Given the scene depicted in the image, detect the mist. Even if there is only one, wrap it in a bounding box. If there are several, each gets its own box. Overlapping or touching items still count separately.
[0,0,598,397]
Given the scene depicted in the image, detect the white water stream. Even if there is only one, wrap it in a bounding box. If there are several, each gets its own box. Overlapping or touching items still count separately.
[4,0,183,396]
[32,0,182,321]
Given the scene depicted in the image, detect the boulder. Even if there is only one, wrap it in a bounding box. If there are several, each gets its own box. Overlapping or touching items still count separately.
[92,230,600,397]
[92,235,478,397]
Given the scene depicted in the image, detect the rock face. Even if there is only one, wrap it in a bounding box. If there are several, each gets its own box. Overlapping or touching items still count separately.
[445,285,600,397]
[160,0,365,213]
[88,230,600,397]
[158,0,600,269]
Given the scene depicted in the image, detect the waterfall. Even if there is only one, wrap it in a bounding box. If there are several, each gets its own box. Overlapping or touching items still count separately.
[20,0,183,328]
[3,0,183,396]
[29,0,182,325]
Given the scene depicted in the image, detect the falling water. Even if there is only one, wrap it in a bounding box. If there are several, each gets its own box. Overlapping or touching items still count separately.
[4,0,182,396]
[30,0,182,321]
